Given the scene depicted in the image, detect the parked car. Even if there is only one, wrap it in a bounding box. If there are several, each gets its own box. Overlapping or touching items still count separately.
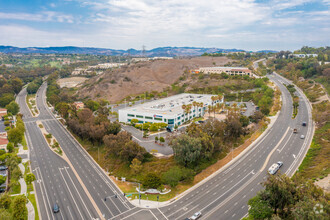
[189,212,202,220]
[268,161,283,175]
[0,166,7,171]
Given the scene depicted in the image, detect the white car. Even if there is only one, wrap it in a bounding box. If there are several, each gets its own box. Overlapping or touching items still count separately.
[300,135,305,139]
[190,211,202,220]
[268,161,283,175]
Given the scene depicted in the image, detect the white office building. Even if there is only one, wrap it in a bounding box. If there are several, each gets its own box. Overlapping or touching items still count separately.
[118,93,224,127]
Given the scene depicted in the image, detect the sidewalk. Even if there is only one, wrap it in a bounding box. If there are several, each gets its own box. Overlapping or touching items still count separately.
[17,144,35,220]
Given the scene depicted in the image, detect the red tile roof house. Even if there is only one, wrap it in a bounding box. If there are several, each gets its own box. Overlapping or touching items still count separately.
[0,108,7,120]
[0,135,8,151]
[73,102,85,110]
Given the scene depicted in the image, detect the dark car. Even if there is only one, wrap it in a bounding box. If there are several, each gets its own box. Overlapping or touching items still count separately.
[0,166,7,171]
[302,122,307,126]
[53,203,59,213]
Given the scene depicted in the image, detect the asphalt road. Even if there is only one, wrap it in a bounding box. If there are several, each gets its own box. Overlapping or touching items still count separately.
[17,71,313,220]
[16,87,100,220]
[32,83,135,219]
[112,73,313,220]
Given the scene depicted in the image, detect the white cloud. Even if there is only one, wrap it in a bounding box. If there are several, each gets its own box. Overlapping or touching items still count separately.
[0,0,329,51]
[0,11,74,23]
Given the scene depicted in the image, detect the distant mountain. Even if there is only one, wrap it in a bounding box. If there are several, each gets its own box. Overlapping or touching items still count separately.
[0,45,276,56]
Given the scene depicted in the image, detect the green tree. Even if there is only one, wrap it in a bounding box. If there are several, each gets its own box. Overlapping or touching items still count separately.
[7,127,23,146]
[0,93,15,107]
[25,173,36,185]
[131,119,139,125]
[143,173,161,189]
[11,195,27,220]
[11,167,22,181]
[5,101,20,115]
[0,194,12,209]
[162,166,183,187]
[239,115,250,127]
[170,134,202,167]
[0,208,11,220]
[247,194,273,219]
[85,100,100,111]
[130,158,143,174]
[11,77,23,94]
[26,82,39,94]
[0,176,6,186]
[6,142,14,153]
[159,136,165,143]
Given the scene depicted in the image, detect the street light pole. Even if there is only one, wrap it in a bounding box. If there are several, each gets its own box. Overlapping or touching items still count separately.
[138,183,141,205]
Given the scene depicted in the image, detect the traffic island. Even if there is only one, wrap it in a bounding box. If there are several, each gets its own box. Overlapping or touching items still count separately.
[37,121,63,156]
[26,94,39,117]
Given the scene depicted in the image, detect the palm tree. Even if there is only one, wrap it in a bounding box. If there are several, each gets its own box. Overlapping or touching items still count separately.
[217,94,223,103]
[192,101,198,116]
[215,103,221,117]
[198,102,204,117]
[208,105,212,117]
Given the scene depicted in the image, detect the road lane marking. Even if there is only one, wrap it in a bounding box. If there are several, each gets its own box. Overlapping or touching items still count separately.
[260,126,290,172]
[34,167,52,220]
[59,168,84,220]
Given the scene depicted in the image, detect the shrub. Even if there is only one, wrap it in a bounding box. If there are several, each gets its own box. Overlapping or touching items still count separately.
[159,137,165,143]
[143,173,162,189]
[155,136,159,142]
[46,134,52,139]
[162,167,194,187]
[4,121,10,126]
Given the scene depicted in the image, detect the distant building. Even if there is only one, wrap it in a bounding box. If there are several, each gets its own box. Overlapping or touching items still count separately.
[0,109,7,120]
[151,57,173,60]
[71,68,86,75]
[192,67,255,77]
[119,93,223,127]
[73,102,85,110]
[291,54,318,58]
[89,63,126,69]
[131,58,150,62]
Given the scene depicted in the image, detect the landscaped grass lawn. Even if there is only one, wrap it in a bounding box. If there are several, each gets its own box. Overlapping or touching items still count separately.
[22,135,28,150]
[9,182,21,195]
[28,193,39,220]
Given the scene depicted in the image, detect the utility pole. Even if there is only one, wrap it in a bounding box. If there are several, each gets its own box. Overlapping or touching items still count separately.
[142,45,146,57]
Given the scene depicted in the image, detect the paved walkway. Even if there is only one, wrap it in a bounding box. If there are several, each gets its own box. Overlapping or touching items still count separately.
[17,144,35,220]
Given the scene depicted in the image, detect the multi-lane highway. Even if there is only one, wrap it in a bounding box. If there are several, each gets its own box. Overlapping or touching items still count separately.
[17,71,313,220]
[111,73,313,220]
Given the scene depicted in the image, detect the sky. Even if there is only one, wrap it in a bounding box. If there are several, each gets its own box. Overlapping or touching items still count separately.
[0,0,329,51]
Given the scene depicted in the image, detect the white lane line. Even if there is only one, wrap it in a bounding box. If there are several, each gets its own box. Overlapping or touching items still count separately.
[260,126,291,172]
[101,198,115,217]
[58,168,84,220]
[148,210,159,220]
[157,208,169,220]
[199,170,254,212]
[278,131,294,153]
[34,167,52,220]
[63,167,94,219]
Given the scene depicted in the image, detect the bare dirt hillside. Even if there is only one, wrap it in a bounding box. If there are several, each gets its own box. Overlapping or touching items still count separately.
[77,56,230,103]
